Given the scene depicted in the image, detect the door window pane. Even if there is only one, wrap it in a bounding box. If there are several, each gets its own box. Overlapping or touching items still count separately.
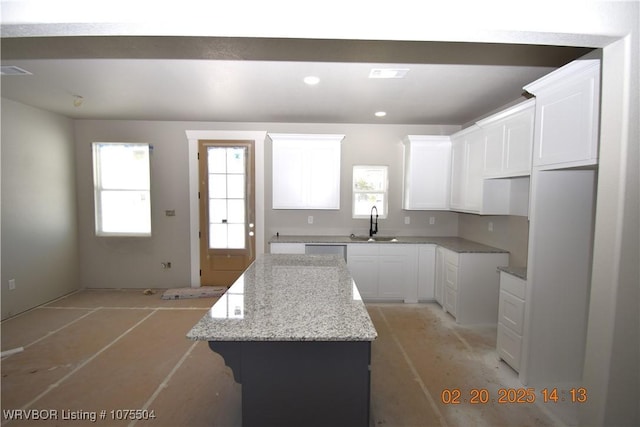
[227,200,245,223]
[227,148,245,173]
[207,146,247,249]
[210,224,228,248]
[227,175,245,198]
[227,224,246,249]
[208,148,227,173]
[209,174,227,198]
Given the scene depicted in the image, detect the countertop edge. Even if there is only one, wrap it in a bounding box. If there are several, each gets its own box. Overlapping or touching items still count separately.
[497,266,528,280]
[269,235,509,254]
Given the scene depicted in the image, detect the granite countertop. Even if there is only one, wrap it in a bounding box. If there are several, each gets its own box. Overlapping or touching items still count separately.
[269,235,508,254]
[498,266,528,280]
[187,254,378,342]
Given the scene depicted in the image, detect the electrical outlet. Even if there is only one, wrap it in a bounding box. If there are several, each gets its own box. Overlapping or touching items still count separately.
[307,216,313,224]
[488,222,494,232]
[161,262,172,269]
[404,216,410,225]
[8,279,16,290]
[429,217,435,225]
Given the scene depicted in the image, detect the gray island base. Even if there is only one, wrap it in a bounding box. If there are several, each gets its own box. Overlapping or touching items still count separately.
[187,254,378,427]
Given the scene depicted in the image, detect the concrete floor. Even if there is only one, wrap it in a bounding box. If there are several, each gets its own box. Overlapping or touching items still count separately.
[1,290,564,426]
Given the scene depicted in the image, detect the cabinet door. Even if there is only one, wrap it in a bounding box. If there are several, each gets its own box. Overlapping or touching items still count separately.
[482,124,505,177]
[527,60,600,169]
[449,137,466,210]
[403,136,451,210]
[307,143,341,208]
[503,108,534,175]
[272,142,306,208]
[444,261,458,290]
[378,255,408,299]
[464,132,484,212]
[271,134,343,209]
[347,256,379,299]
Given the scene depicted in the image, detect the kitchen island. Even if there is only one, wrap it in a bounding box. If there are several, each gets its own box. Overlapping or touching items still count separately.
[187,254,377,427]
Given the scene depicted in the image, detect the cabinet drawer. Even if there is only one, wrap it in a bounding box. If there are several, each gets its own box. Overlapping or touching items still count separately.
[347,244,379,256]
[499,290,525,335]
[497,323,522,372]
[379,244,410,256]
[500,272,526,299]
[270,243,306,254]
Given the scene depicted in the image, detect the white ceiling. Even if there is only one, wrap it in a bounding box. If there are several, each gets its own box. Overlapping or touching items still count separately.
[0,37,592,125]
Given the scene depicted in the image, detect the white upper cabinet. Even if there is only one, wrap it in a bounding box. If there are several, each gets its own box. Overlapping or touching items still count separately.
[477,99,535,178]
[449,125,485,213]
[449,125,528,216]
[524,59,600,169]
[402,135,451,210]
[270,133,344,209]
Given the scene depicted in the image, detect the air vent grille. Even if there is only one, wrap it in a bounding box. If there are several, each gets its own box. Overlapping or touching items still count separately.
[368,68,409,79]
[1,66,32,76]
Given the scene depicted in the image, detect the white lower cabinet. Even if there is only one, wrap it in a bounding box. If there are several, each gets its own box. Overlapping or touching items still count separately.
[346,251,380,298]
[347,244,434,303]
[497,271,526,372]
[435,247,509,325]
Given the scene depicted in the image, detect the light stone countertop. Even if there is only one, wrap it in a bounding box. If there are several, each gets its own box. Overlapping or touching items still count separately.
[187,254,377,342]
[269,235,508,253]
[498,266,528,280]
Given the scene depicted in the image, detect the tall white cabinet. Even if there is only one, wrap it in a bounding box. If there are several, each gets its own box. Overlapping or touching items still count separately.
[519,58,600,394]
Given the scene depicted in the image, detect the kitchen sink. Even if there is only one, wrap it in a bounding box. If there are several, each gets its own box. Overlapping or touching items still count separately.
[349,235,398,242]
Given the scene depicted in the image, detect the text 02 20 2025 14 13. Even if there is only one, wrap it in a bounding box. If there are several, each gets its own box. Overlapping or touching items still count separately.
[440,387,588,405]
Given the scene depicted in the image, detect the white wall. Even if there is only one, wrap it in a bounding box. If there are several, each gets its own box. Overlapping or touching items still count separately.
[1,99,80,319]
[264,122,461,239]
[74,120,462,289]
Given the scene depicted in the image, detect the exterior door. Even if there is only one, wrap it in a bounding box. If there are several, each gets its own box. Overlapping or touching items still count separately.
[199,140,255,286]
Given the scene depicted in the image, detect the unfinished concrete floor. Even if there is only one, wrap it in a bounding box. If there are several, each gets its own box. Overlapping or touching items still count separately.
[2,289,564,427]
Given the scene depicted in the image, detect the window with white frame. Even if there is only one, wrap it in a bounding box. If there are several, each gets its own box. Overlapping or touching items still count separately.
[352,165,388,219]
[93,142,151,236]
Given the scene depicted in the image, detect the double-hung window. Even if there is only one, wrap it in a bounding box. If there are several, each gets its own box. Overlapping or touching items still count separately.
[93,142,152,236]
[352,165,388,219]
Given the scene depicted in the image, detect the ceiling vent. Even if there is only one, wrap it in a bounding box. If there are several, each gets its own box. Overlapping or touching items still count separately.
[1,66,32,76]
[368,68,410,79]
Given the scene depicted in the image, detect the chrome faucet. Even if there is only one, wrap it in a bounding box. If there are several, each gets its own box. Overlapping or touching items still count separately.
[369,205,379,237]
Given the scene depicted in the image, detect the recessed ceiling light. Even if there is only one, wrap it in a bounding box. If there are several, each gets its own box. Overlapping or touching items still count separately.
[375,111,387,117]
[303,76,320,85]
[369,68,410,79]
